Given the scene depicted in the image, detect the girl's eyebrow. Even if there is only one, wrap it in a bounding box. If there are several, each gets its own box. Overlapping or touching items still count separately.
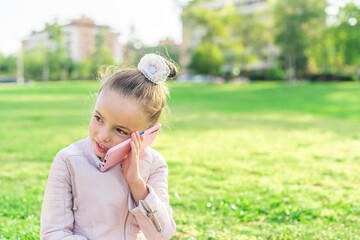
[95,109,133,132]
[95,110,105,119]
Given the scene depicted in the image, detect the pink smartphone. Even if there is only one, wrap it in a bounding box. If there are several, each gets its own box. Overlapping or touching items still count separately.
[100,124,161,172]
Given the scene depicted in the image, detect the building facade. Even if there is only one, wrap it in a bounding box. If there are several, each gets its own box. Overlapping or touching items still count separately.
[23,17,123,63]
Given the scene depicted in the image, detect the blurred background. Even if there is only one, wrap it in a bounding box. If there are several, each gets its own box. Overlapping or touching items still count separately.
[1,0,360,239]
[1,0,360,83]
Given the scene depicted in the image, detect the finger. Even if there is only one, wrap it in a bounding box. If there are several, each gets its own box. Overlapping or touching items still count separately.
[130,141,138,155]
[136,131,142,148]
[131,133,139,149]
[133,132,140,150]
[132,132,137,141]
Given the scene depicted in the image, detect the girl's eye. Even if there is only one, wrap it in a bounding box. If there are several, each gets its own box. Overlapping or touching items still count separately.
[94,115,103,123]
[116,128,128,135]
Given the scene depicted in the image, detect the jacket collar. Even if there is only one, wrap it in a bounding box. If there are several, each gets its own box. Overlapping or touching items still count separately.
[85,136,104,171]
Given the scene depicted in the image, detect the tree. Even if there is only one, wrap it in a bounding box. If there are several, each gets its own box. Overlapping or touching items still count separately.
[182,1,271,77]
[0,53,17,76]
[44,22,71,81]
[189,42,224,75]
[75,30,116,80]
[334,3,360,68]
[88,30,116,76]
[183,3,233,75]
[306,2,360,77]
[23,47,46,81]
[272,0,327,80]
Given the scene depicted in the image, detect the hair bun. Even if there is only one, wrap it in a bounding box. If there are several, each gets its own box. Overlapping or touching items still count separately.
[163,58,179,79]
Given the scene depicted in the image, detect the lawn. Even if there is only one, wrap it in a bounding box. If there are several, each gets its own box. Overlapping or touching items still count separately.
[0,80,360,239]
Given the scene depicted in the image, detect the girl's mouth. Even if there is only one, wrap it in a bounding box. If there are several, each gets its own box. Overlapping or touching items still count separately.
[95,141,109,153]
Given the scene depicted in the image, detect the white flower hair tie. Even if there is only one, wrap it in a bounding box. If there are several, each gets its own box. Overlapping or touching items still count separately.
[137,54,170,84]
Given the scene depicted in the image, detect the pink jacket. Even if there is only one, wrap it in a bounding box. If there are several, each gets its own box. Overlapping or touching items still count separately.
[40,137,176,240]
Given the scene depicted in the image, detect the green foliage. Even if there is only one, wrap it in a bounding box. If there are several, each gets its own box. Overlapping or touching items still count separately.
[189,42,224,76]
[44,22,72,81]
[268,67,285,80]
[20,22,116,81]
[23,48,46,80]
[183,0,360,79]
[331,3,360,68]
[0,53,17,76]
[86,30,116,77]
[273,0,327,78]
[184,1,276,77]
[183,4,233,75]
[1,81,360,239]
[306,2,360,78]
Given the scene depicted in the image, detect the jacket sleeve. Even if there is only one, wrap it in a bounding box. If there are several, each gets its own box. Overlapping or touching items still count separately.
[128,152,176,240]
[40,151,87,240]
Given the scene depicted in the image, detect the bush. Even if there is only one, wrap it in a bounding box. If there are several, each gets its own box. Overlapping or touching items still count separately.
[306,73,354,82]
[240,67,285,81]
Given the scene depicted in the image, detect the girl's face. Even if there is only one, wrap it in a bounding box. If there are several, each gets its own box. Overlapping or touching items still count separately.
[89,89,148,158]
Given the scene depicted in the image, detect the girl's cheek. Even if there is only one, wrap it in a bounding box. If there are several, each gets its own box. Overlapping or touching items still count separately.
[113,135,130,146]
[89,120,98,136]
[89,119,94,129]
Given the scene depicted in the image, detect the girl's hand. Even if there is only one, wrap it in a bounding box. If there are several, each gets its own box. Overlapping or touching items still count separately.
[122,131,148,205]
[122,131,144,186]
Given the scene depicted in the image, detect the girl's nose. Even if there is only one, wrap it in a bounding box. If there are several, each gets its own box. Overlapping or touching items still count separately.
[98,128,111,142]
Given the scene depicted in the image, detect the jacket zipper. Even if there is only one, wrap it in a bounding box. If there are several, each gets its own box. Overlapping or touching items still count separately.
[142,201,162,232]
[123,210,129,240]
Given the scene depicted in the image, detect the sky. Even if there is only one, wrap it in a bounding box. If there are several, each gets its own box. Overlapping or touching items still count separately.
[0,0,185,56]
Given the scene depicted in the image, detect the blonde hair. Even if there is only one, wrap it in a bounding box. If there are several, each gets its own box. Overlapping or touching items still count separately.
[97,57,178,127]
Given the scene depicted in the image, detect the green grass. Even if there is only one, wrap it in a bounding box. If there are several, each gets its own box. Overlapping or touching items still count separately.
[1,80,360,239]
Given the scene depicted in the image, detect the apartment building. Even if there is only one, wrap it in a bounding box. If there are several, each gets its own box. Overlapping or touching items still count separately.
[23,17,123,63]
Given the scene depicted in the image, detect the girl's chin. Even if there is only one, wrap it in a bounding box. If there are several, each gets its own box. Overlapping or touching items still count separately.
[95,152,106,161]
[95,149,105,156]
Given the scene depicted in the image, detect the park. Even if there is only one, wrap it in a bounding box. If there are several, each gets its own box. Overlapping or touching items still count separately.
[1,0,360,239]
[0,80,359,239]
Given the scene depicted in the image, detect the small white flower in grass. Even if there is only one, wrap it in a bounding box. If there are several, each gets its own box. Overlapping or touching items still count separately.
[137,54,170,84]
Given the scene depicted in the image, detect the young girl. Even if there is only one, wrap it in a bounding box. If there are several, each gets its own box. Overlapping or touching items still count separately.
[40,54,177,240]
